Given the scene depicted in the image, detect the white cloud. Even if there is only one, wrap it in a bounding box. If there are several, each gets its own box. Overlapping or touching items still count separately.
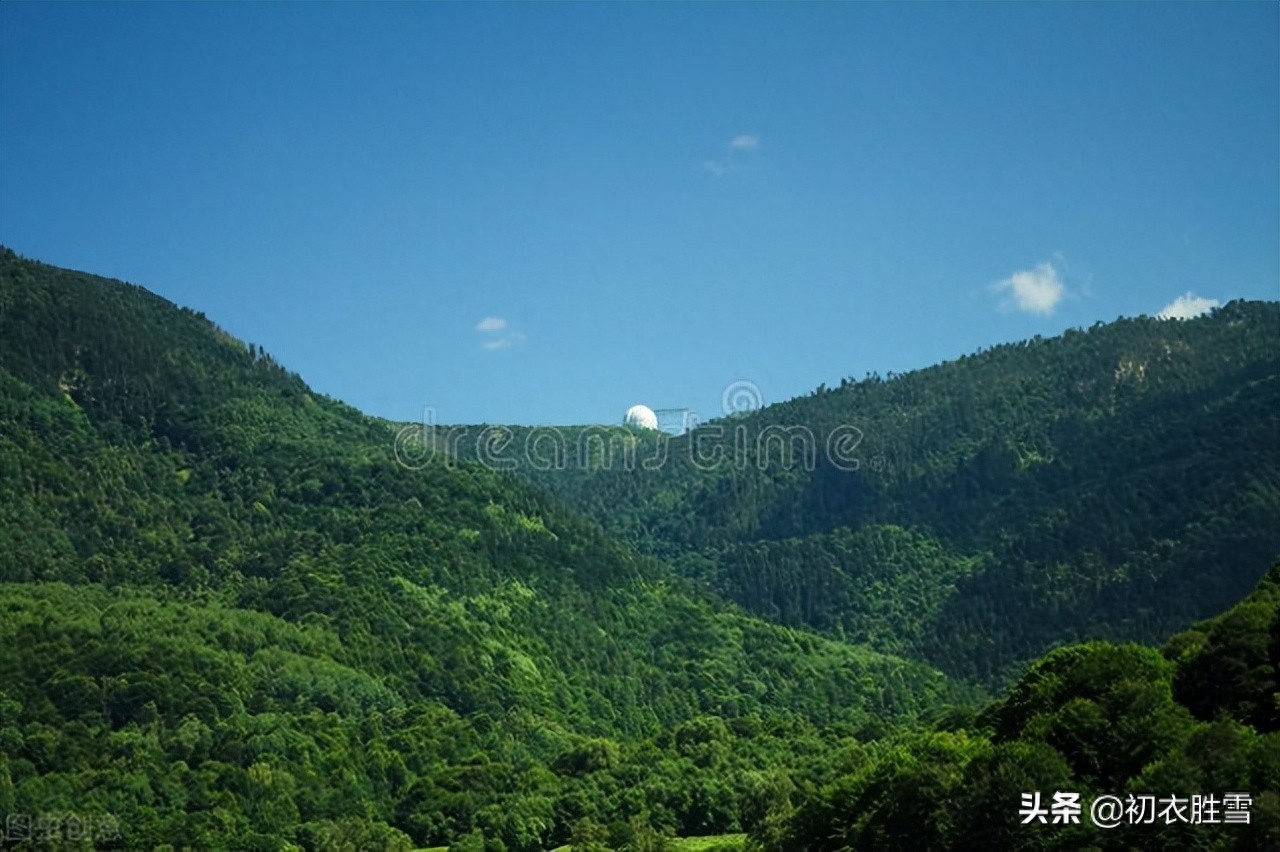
[482,331,525,350]
[476,316,524,350]
[703,134,760,176]
[992,261,1066,316]
[1157,292,1220,320]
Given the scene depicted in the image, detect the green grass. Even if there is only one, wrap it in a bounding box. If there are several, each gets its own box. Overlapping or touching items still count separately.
[547,837,746,852]
[669,835,748,851]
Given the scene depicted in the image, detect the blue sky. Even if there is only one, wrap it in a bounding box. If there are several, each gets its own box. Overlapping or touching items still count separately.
[2,3,1276,426]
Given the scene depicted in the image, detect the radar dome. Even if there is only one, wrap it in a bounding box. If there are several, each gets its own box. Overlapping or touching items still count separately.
[623,404,659,430]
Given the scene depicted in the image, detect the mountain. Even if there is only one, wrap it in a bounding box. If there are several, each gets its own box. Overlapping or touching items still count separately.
[0,248,958,850]
[3,247,1277,850]
[763,561,1280,851]
[443,301,1280,683]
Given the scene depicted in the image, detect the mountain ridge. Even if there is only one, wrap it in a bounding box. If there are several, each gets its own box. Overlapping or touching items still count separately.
[2,247,1277,849]
[0,247,960,849]
[437,298,1280,683]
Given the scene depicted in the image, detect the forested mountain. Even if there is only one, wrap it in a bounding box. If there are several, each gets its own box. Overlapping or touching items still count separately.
[443,301,1280,683]
[764,561,1280,851]
[0,249,958,849]
[2,248,1276,851]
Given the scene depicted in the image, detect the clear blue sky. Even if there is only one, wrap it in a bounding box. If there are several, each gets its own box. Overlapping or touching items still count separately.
[2,3,1276,426]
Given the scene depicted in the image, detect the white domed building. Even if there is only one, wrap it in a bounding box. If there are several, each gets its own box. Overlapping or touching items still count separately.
[623,404,659,430]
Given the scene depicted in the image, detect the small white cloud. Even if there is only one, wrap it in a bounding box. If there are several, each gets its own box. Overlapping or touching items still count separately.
[703,134,760,176]
[1157,292,1220,320]
[992,261,1066,316]
[482,331,526,350]
[475,316,524,350]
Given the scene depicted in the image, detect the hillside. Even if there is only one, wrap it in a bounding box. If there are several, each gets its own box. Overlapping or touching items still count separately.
[444,302,1280,682]
[0,249,958,850]
[760,561,1280,851]
[3,248,1277,850]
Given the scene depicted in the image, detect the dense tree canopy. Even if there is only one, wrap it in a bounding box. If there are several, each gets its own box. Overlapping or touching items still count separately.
[1,248,1275,849]
[0,249,959,849]
[764,567,1280,850]
[454,300,1280,684]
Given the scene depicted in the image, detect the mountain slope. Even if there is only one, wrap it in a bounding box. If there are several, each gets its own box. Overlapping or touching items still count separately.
[443,301,1280,682]
[761,562,1280,850]
[0,248,958,850]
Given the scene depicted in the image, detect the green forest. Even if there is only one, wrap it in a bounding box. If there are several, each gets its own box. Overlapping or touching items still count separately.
[446,299,1280,684]
[1,248,1277,850]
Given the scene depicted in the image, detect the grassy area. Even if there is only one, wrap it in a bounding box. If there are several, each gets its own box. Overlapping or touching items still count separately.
[546,835,746,852]
[669,835,748,851]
